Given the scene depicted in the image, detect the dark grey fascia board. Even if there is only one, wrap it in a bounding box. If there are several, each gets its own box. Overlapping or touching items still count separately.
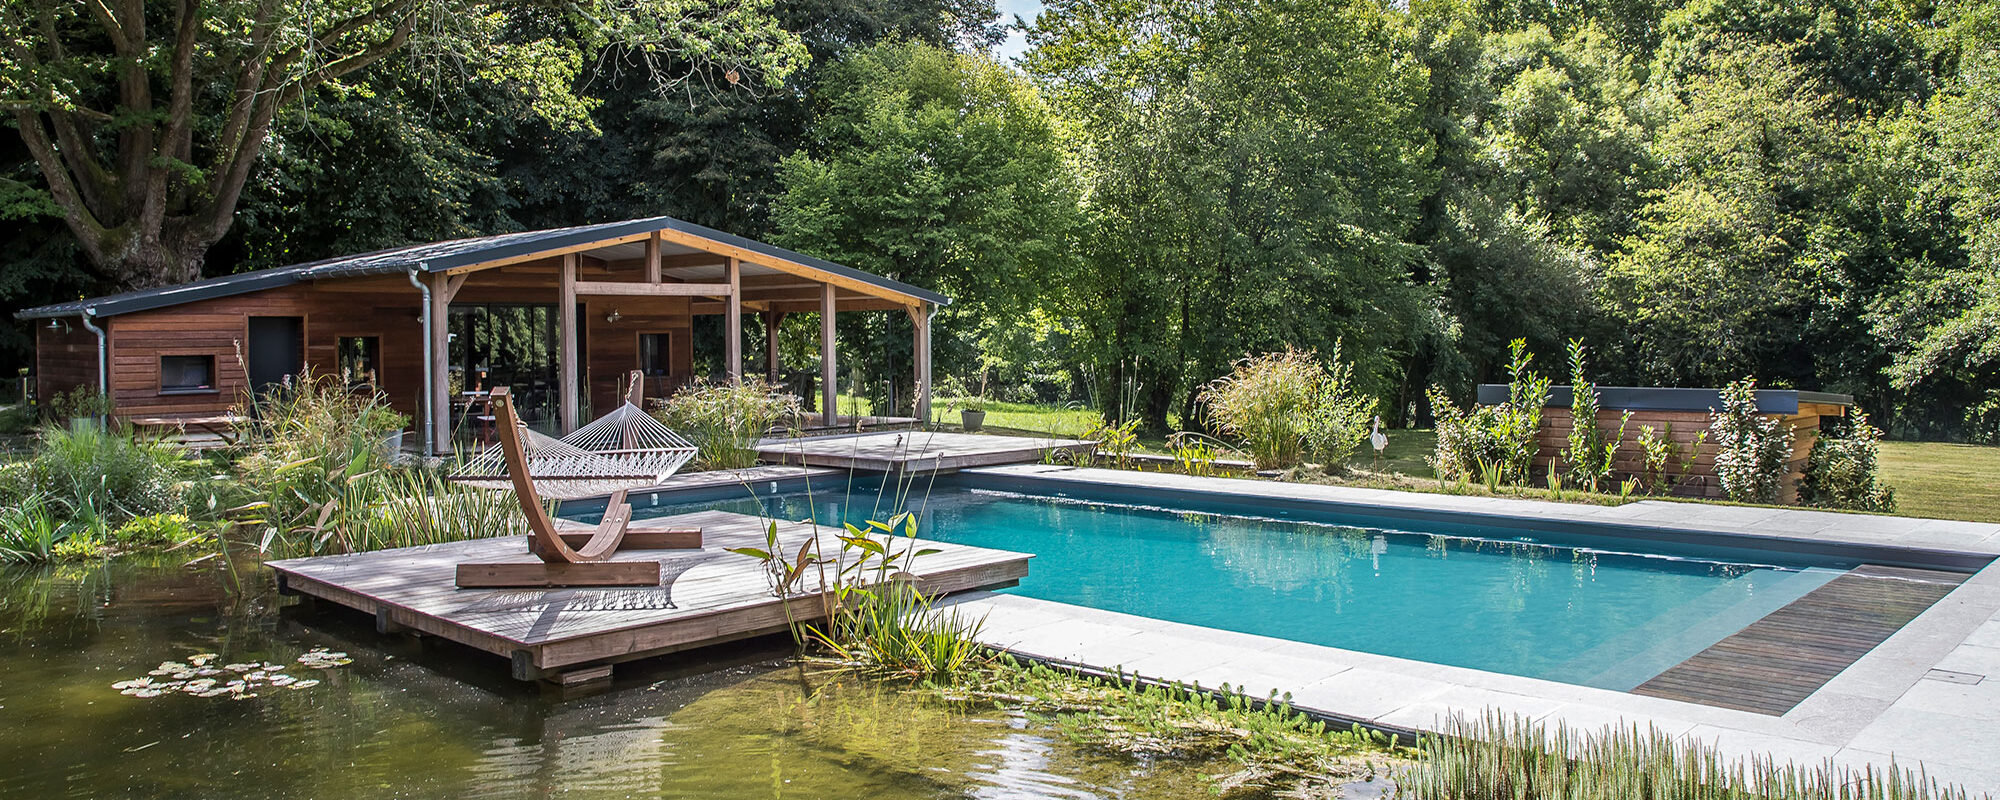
[1473,385,1855,414]
[13,269,314,320]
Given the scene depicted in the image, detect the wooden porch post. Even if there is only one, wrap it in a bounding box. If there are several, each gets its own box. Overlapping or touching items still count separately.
[820,283,838,426]
[725,257,742,382]
[909,304,931,424]
[762,311,785,384]
[426,273,452,455]
[559,253,579,433]
[644,231,662,284]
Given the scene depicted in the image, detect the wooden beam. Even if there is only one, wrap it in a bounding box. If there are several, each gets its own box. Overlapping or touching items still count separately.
[443,232,654,275]
[652,226,925,306]
[910,304,931,424]
[559,253,579,433]
[573,281,731,297]
[644,231,662,283]
[725,257,742,382]
[763,311,785,384]
[755,298,911,314]
[821,283,837,426]
[427,272,453,455]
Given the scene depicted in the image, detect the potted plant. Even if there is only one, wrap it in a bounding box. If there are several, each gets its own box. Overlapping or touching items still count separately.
[961,395,987,431]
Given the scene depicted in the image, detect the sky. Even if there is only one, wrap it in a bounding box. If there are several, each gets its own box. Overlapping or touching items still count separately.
[993,0,1045,62]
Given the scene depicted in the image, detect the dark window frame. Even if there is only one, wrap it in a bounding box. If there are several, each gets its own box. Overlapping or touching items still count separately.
[338,335,383,390]
[159,354,218,395]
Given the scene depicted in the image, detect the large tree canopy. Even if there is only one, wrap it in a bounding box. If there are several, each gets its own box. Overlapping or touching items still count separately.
[1,0,807,288]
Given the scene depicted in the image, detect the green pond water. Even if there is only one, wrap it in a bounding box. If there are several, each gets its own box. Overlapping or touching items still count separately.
[0,558,1238,799]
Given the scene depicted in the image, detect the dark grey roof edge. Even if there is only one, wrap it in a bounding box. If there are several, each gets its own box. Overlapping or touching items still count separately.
[1473,385,1856,415]
[15,215,949,320]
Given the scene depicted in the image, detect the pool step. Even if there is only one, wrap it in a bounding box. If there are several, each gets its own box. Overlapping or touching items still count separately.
[1630,564,1968,715]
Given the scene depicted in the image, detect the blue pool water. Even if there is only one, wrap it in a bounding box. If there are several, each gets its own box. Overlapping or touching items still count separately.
[638,481,1853,690]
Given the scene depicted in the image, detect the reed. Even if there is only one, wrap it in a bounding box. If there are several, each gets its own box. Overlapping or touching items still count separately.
[1401,710,1982,800]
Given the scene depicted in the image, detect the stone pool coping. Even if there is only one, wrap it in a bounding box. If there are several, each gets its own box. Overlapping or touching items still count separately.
[944,465,2000,793]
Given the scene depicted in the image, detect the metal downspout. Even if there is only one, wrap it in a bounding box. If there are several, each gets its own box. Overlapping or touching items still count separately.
[79,308,107,418]
[409,267,434,455]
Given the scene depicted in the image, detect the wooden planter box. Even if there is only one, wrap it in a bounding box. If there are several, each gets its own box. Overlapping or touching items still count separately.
[1475,385,1854,504]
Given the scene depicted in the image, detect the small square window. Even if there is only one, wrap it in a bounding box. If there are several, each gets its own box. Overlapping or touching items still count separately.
[339,336,382,389]
[638,333,673,377]
[160,355,216,394]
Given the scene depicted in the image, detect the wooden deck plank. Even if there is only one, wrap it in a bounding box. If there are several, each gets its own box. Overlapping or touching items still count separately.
[267,509,1031,679]
[1632,564,1966,715]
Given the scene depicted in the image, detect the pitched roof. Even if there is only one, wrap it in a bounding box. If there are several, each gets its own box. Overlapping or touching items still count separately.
[16,216,948,319]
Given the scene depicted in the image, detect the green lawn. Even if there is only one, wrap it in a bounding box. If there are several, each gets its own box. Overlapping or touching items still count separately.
[921,399,2000,524]
[1878,441,2000,524]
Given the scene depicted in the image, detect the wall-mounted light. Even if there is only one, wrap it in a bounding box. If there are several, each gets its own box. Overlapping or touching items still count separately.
[604,308,623,324]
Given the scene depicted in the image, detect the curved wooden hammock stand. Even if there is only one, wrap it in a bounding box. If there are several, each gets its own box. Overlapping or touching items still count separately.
[453,378,700,589]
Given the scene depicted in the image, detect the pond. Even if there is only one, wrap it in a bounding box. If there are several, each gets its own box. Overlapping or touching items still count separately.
[0,559,1244,799]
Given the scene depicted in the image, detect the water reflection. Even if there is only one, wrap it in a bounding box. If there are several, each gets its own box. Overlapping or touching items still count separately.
[0,561,1242,800]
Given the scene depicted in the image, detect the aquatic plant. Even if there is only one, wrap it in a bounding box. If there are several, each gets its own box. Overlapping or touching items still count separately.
[2,420,188,524]
[1401,709,1981,800]
[653,377,800,470]
[112,648,352,701]
[1709,378,1794,504]
[1201,346,1373,471]
[0,496,62,564]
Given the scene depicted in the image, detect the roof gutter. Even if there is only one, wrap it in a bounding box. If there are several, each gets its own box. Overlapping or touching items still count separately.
[409,267,435,455]
[78,309,107,415]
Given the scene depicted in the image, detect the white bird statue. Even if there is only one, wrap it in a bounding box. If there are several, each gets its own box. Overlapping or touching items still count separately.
[1370,415,1389,459]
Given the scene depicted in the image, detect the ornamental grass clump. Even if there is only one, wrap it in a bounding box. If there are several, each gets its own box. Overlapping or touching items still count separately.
[1709,378,1794,504]
[1200,346,1373,470]
[1403,709,1978,800]
[654,378,801,470]
[1,420,188,523]
[1802,410,1896,512]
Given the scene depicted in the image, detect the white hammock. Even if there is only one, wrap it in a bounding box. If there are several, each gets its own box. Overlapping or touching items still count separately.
[451,374,697,500]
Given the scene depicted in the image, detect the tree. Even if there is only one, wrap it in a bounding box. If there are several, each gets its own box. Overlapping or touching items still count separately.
[1,0,807,289]
[771,40,1076,413]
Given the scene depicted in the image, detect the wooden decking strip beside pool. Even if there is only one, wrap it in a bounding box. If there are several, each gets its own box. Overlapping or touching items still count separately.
[757,431,1096,474]
[266,510,1030,682]
[1632,564,1969,715]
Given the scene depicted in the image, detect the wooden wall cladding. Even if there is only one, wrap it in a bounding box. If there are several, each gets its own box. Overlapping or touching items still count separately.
[1532,405,1840,503]
[35,321,101,402]
[86,269,695,424]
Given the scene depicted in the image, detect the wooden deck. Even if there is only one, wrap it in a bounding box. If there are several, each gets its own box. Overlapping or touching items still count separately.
[266,510,1031,682]
[1633,564,1968,715]
[757,431,1096,475]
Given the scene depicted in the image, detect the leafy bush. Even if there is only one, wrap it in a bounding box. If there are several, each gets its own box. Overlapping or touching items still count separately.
[1633,423,1705,495]
[51,533,106,562]
[1802,411,1896,512]
[653,378,800,470]
[10,421,187,523]
[1404,710,1976,800]
[1709,378,1794,504]
[1430,339,1550,484]
[1200,347,1373,470]
[1562,340,1630,492]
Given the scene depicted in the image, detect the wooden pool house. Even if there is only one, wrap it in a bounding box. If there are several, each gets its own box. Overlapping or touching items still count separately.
[16,217,949,451]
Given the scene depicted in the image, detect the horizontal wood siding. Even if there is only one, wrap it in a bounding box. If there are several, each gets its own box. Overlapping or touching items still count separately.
[1530,406,1833,502]
[82,267,694,424]
[35,322,100,402]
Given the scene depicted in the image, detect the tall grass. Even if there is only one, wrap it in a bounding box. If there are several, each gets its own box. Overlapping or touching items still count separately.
[1200,347,1373,470]
[230,372,406,547]
[653,378,800,470]
[0,496,62,564]
[813,579,990,678]
[1402,710,1982,800]
[1,420,188,523]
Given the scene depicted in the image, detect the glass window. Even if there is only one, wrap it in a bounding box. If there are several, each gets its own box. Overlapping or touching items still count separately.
[338,336,382,389]
[639,333,673,377]
[159,355,216,394]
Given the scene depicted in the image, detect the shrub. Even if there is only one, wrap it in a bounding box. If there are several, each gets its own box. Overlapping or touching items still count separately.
[653,378,801,470]
[1709,378,1794,504]
[1200,346,1374,470]
[1802,411,1896,512]
[1562,340,1630,492]
[1430,339,1550,484]
[16,421,187,523]
[1633,423,1705,495]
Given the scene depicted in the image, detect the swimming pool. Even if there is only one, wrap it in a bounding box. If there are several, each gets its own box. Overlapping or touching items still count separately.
[630,476,1872,691]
